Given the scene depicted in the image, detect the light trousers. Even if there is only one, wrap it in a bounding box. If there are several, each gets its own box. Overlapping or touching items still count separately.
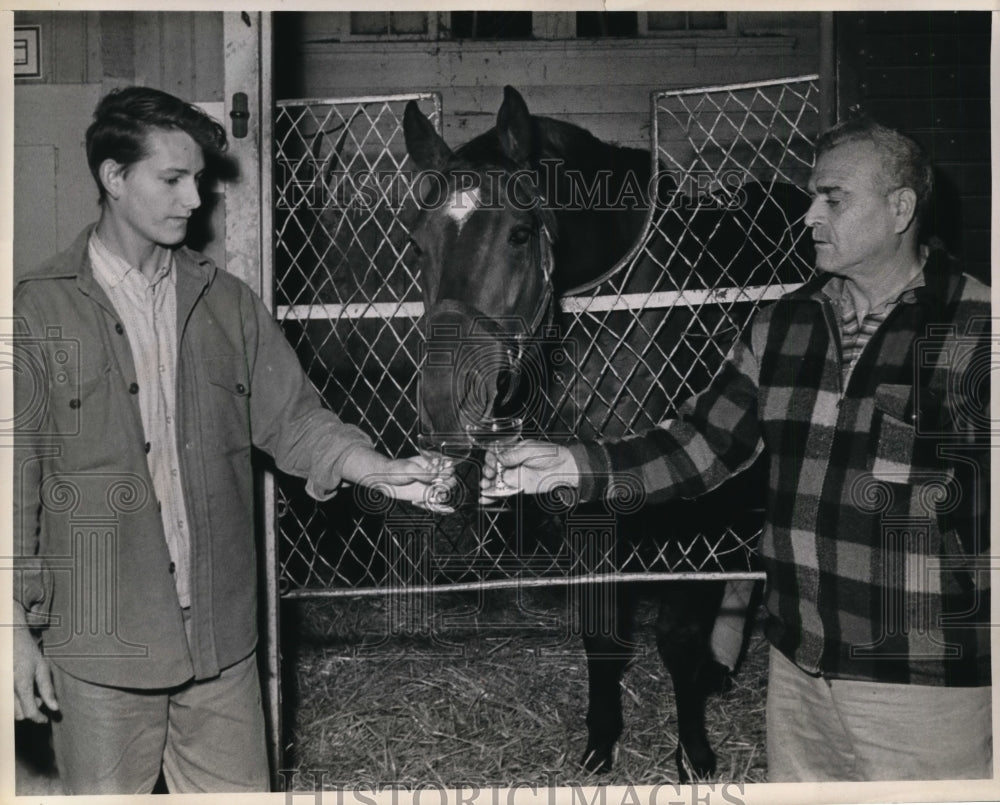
[49,651,269,794]
[766,646,992,781]
[709,578,757,670]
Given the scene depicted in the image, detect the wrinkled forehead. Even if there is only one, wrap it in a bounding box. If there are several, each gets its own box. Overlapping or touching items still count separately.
[809,139,886,193]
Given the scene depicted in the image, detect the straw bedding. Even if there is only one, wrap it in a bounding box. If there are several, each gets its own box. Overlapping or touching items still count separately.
[282,587,769,788]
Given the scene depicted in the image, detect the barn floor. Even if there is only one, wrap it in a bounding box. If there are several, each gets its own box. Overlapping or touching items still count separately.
[281,586,770,789]
[13,586,769,794]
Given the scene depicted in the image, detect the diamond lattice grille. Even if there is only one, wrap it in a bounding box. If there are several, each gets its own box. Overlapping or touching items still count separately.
[272,78,820,595]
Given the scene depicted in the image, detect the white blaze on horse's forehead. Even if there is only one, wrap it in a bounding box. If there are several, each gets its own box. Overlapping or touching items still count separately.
[445,187,481,232]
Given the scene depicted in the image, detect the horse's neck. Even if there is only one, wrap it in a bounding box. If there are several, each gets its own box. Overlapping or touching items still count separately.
[551,212,645,294]
[542,133,651,293]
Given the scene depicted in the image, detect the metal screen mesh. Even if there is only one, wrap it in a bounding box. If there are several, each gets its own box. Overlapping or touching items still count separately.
[272,77,821,596]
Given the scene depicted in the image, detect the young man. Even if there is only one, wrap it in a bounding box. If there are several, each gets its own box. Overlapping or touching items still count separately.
[13,86,452,794]
[484,118,992,781]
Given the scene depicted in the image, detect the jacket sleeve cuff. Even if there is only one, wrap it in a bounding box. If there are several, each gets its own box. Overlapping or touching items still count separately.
[13,562,54,629]
[566,439,612,503]
[305,434,374,501]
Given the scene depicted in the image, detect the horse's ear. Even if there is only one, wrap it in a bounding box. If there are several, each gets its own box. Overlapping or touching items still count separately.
[497,85,534,166]
[403,100,453,171]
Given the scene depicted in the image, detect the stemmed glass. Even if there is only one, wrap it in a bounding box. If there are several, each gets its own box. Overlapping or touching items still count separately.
[416,432,474,464]
[468,415,523,498]
[415,432,472,510]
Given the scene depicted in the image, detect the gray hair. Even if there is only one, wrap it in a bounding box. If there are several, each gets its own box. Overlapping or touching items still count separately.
[815,116,934,237]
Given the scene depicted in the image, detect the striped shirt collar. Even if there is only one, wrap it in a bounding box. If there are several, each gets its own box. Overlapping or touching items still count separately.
[88,230,174,290]
[822,267,926,324]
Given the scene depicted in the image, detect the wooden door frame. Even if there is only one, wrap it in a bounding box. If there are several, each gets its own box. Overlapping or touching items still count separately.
[222,11,280,788]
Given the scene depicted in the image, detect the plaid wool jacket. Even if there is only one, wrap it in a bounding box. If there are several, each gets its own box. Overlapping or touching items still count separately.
[568,250,991,686]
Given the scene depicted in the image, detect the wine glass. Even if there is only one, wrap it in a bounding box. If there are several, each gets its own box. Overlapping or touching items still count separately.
[415,432,472,509]
[416,432,474,473]
[468,415,523,497]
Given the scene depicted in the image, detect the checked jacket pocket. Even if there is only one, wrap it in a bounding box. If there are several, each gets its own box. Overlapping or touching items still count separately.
[871,383,952,486]
[871,383,918,483]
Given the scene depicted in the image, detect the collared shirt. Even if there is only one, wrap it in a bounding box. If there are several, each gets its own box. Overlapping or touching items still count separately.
[823,271,926,386]
[89,233,192,608]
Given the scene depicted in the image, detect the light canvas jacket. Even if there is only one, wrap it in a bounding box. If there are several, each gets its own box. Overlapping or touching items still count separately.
[568,249,991,686]
[14,225,373,688]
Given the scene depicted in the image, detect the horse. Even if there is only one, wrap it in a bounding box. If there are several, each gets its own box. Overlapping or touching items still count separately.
[403,85,812,780]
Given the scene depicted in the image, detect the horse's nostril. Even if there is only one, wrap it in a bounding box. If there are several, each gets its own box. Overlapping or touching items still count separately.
[495,367,517,408]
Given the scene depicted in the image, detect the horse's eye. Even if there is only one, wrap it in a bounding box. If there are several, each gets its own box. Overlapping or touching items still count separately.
[408,237,424,259]
[509,226,532,246]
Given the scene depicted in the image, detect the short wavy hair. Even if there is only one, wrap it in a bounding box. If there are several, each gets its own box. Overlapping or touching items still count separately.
[85,86,228,204]
[815,116,934,238]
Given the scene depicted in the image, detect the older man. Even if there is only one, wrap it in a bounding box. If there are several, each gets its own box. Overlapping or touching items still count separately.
[484,117,991,781]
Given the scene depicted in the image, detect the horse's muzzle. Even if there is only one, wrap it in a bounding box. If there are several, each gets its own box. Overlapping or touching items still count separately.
[419,301,520,444]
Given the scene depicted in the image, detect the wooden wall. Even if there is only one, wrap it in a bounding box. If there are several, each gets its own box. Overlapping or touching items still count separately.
[836,12,991,283]
[13,11,224,98]
[15,12,988,282]
[13,11,225,274]
[274,12,823,152]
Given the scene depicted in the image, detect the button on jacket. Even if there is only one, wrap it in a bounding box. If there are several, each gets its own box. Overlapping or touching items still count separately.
[14,225,373,688]
[568,249,991,686]
[88,233,194,610]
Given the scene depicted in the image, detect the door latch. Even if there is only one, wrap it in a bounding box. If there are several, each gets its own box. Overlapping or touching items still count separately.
[230,92,250,138]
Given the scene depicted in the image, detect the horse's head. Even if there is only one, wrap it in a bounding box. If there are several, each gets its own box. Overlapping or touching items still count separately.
[404,86,557,446]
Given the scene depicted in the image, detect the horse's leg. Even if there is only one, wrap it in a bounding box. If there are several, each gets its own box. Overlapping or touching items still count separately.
[655,580,726,782]
[580,579,635,773]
